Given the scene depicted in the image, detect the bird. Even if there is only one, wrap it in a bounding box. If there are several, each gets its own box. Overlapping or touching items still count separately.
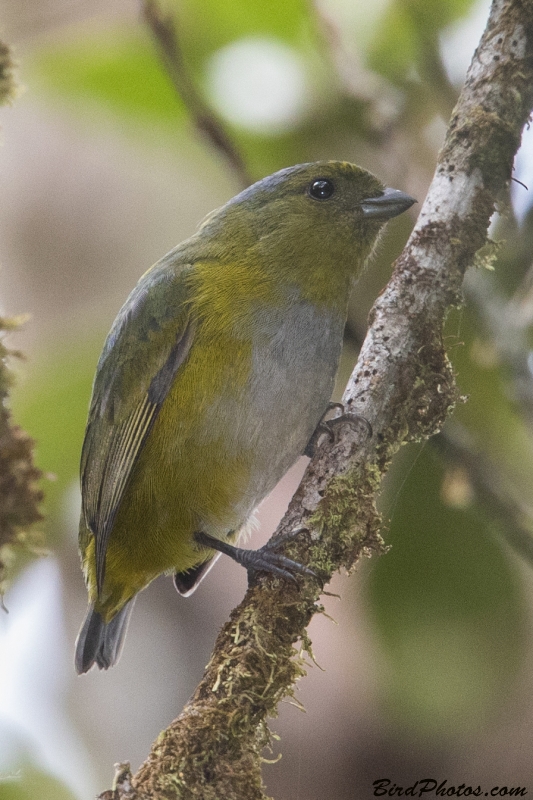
[74,160,415,673]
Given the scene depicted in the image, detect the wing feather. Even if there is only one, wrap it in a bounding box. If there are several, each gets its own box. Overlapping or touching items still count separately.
[93,395,158,592]
[80,260,195,595]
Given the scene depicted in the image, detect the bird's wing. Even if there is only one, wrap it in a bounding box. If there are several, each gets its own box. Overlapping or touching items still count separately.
[80,259,195,595]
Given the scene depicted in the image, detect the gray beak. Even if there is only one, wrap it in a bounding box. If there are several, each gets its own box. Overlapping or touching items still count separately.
[360,187,416,219]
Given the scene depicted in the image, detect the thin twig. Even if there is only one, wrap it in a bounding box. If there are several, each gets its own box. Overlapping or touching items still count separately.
[308,0,397,130]
[142,0,253,189]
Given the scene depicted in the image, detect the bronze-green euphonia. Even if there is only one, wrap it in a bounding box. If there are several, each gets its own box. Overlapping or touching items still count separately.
[75,161,415,673]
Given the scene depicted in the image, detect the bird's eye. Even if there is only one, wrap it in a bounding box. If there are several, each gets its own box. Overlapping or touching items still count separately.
[309,179,335,200]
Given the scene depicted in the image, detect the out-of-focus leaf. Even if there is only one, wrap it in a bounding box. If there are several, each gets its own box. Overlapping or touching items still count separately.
[0,768,76,800]
[446,307,533,498]
[368,4,418,82]
[30,29,185,127]
[175,0,308,65]
[368,445,526,735]
[409,0,477,31]
[367,269,533,735]
[31,0,309,126]
[368,0,478,83]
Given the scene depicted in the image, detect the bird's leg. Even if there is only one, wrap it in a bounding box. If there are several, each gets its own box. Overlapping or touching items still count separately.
[304,402,372,457]
[194,529,316,583]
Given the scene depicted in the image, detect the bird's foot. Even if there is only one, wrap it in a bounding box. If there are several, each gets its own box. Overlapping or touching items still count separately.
[194,529,316,584]
[304,402,372,457]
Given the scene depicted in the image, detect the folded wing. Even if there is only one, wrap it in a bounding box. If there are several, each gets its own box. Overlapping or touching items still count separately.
[80,260,195,595]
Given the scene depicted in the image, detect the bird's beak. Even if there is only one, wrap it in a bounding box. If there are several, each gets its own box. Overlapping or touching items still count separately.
[360,187,416,219]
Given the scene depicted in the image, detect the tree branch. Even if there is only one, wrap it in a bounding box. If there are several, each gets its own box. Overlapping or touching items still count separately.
[100,1,533,797]
[0,43,44,598]
[141,0,253,189]
[0,37,17,105]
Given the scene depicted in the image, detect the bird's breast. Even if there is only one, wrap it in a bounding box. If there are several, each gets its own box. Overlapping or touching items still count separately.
[233,299,346,505]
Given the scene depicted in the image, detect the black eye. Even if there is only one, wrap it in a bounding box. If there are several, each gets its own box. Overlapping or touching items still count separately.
[309,178,335,200]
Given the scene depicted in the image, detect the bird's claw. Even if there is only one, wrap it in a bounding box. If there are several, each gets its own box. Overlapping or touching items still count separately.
[244,532,316,584]
[305,403,372,457]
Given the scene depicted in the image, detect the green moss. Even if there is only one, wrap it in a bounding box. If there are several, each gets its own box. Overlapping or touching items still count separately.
[308,463,386,575]
[0,318,44,596]
[0,38,17,106]
[472,238,502,271]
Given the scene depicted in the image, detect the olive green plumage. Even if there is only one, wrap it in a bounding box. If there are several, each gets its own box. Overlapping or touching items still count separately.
[75,161,414,673]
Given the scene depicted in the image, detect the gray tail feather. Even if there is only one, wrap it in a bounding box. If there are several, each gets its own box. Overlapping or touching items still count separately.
[75,599,135,674]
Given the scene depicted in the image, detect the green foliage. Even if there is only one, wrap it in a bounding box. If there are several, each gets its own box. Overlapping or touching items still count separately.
[369,445,526,735]
[447,306,533,494]
[366,294,533,735]
[30,29,185,128]
[368,0,476,83]
[0,768,77,800]
[30,0,309,130]
[174,0,308,61]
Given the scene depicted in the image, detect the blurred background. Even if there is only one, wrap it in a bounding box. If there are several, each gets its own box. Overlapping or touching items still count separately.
[2,0,533,798]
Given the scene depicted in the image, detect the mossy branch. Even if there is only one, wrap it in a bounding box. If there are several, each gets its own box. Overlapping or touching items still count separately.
[100,1,533,797]
[0,37,17,106]
[0,43,44,597]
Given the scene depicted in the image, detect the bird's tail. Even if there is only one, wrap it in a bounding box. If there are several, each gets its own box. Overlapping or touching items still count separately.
[75,599,135,674]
